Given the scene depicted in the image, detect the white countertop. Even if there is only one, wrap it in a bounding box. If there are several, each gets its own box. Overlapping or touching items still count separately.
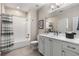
[39,33,79,45]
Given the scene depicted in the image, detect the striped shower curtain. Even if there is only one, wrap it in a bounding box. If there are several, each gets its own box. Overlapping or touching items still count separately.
[77,17,79,30]
[0,14,14,52]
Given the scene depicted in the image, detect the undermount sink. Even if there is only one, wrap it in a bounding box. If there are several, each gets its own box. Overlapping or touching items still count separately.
[42,32,65,38]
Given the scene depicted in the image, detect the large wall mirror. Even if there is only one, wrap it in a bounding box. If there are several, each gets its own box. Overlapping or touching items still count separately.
[57,18,68,33]
[45,17,68,33]
[73,16,79,35]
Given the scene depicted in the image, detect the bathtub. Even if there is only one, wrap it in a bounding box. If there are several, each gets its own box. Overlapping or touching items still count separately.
[11,40,30,50]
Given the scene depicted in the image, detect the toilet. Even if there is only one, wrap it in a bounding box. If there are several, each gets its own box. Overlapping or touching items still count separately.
[30,41,38,50]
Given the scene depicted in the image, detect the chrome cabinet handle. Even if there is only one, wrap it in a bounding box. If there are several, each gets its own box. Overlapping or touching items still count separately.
[67,46,76,49]
[62,50,64,52]
[62,50,65,56]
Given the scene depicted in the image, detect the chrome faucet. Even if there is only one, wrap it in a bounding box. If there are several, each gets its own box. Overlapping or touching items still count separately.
[53,31,59,36]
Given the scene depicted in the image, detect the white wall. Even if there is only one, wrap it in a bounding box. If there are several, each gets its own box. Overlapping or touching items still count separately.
[38,4,51,34]
[38,4,79,33]
[0,4,1,14]
[0,4,6,14]
[0,4,1,42]
[28,10,38,41]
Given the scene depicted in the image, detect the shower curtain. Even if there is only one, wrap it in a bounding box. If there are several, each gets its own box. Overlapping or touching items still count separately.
[0,14,14,52]
[77,17,79,30]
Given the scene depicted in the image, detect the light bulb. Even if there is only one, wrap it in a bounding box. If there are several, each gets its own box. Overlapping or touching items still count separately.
[51,5,55,9]
[17,6,20,9]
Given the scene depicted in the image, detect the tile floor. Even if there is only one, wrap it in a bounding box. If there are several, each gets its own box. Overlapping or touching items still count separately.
[1,46,42,56]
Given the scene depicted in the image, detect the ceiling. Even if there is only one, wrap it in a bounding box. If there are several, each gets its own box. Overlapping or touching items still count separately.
[4,3,46,12]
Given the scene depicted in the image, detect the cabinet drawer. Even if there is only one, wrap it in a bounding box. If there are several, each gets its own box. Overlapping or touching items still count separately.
[63,42,79,53]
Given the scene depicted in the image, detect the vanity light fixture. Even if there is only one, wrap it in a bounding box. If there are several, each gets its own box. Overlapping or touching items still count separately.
[55,3,61,6]
[55,3,61,8]
[55,3,64,7]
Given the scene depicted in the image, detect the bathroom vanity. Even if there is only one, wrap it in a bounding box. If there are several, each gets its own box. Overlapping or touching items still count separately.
[38,33,79,56]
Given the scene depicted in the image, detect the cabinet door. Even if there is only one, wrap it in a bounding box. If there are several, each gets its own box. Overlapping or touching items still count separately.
[38,36,45,55]
[44,38,53,56]
[50,39,53,56]
[44,38,49,56]
[62,49,79,56]
[53,39,62,56]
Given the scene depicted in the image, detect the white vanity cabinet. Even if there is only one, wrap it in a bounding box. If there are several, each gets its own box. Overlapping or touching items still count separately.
[38,35,62,56]
[53,39,62,56]
[38,34,79,56]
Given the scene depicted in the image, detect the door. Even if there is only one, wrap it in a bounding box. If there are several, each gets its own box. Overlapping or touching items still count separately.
[62,49,79,56]
[44,38,53,56]
[13,16,28,43]
[44,38,50,56]
[53,39,62,56]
